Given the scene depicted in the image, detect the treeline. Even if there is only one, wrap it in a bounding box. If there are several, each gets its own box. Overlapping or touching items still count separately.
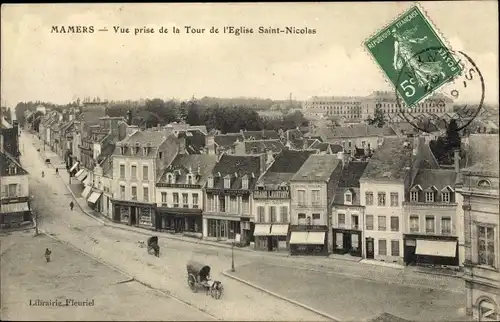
[107,98,308,133]
[14,101,79,126]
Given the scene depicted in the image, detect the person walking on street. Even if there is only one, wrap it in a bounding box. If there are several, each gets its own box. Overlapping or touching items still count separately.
[45,248,52,263]
[55,168,59,174]
[69,201,74,211]
[41,171,45,178]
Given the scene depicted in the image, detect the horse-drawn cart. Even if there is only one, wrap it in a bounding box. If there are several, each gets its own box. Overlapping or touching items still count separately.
[186,260,223,299]
[147,236,160,257]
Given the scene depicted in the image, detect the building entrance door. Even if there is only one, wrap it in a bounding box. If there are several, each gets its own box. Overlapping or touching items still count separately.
[366,237,374,259]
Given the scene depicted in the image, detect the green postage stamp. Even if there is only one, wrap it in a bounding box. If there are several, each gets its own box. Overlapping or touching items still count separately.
[365,5,463,107]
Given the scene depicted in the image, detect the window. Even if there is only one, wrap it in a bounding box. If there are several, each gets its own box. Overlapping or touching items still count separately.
[311,190,320,205]
[410,216,419,232]
[131,165,137,179]
[120,185,125,199]
[242,196,249,214]
[143,187,149,202]
[143,147,148,156]
[258,206,265,222]
[441,217,451,234]
[269,206,277,222]
[390,216,399,232]
[378,239,387,256]
[478,226,495,267]
[142,165,148,181]
[166,174,173,184]
[206,194,214,212]
[280,206,288,223]
[378,216,386,231]
[345,191,352,204]
[479,299,498,321]
[120,164,125,179]
[410,191,418,202]
[161,192,167,204]
[390,192,399,207]
[218,195,225,212]
[425,191,434,203]
[242,178,249,189]
[120,147,125,155]
[159,152,163,159]
[312,213,321,224]
[338,213,346,227]
[208,177,214,188]
[366,215,374,230]
[224,177,231,189]
[298,213,306,225]
[186,175,193,185]
[182,193,189,208]
[230,196,237,213]
[365,192,373,205]
[131,186,137,200]
[298,190,306,205]
[377,192,386,206]
[7,184,17,197]
[425,216,435,233]
[391,240,400,256]
[352,215,359,229]
[192,193,199,208]
[441,192,450,203]
[173,193,179,208]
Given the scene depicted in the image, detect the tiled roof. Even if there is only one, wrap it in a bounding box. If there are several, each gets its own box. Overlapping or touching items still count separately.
[244,140,285,154]
[411,169,457,191]
[361,137,412,181]
[333,187,362,205]
[462,134,499,175]
[114,129,173,157]
[210,155,262,190]
[291,155,341,182]
[310,141,343,153]
[214,133,243,147]
[268,150,316,173]
[78,109,107,124]
[158,154,218,184]
[338,161,369,188]
[241,130,280,140]
[165,123,208,135]
[310,124,396,140]
[178,130,206,154]
[0,150,28,176]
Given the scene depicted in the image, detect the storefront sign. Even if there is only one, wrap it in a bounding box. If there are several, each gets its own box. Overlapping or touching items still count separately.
[156,183,200,188]
[253,190,290,199]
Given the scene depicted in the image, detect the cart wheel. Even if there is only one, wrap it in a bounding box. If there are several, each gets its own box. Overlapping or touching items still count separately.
[211,285,223,299]
[187,274,197,292]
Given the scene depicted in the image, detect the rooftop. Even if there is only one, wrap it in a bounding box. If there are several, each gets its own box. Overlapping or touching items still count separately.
[291,155,341,182]
[210,155,262,190]
[338,161,369,188]
[214,133,244,147]
[411,168,457,191]
[158,154,218,184]
[241,130,280,140]
[243,140,285,154]
[361,137,412,181]
[462,134,499,175]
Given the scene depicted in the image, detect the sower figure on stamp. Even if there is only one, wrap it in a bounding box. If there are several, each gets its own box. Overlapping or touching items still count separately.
[69,201,74,211]
[45,248,52,263]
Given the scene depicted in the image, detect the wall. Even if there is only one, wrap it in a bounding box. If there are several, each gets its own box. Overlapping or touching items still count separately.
[253,198,291,223]
[0,174,30,199]
[290,182,328,225]
[112,155,155,203]
[93,142,102,160]
[360,180,405,263]
[156,186,203,209]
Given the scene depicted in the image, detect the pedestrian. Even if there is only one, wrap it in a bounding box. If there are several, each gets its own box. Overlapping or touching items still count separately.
[69,201,74,211]
[55,168,59,174]
[41,171,45,178]
[45,248,52,263]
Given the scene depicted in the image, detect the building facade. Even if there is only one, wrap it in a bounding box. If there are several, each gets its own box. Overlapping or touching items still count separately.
[289,155,343,256]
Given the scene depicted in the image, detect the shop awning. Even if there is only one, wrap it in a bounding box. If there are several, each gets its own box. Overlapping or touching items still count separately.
[307,232,326,245]
[0,202,30,213]
[415,240,457,257]
[87,192,102,204]
[254,224,272,236]
[75,169,88,182]
[289,231,309,244]
[270,224,289,236]
[81,186,92,199]
[69,162,79,172]
[83,176,91,185]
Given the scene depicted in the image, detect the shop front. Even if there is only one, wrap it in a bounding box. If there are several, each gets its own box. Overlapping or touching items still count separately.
[204,216,241,241]
[254,224,289,252]
[112,200,156,229]
[289,225,328,256]
[86,190,103,211]
[156,207,202,238]
[0,198,31,229]
[333,228,362,257]
[404,234,459,267]
[74,169,88,183]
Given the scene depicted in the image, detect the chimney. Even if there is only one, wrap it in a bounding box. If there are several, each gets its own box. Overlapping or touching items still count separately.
[266,149,274,165]
[454,149,460,174]
[127,110,133,126]
[0,134,4,153]
[259,153,266,174]
[337,151,345,168]
[302,138,309,150]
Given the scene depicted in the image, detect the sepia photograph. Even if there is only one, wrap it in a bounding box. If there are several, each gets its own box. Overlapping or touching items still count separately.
[1,2,498,321]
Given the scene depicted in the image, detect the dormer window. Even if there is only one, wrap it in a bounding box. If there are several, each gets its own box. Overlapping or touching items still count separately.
[120,147,125,155]
[8,165,17,175]
[242,176,249,190]
[424,187,436,203]
[135,147,140,155]
[224,175,231,189]
[143,147,149,156]
[441,191,450,203]
[410,185,422,202]
[186,174,193,185]
[166,173,174,184]
[478,179,491,189]
[344,190,353,204]
[207,176,214,188]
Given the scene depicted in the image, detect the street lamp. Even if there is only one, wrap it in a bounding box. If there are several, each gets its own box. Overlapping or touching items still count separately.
[230,229,235,272]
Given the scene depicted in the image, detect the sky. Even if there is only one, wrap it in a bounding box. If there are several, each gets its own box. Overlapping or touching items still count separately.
[1,2,498,106]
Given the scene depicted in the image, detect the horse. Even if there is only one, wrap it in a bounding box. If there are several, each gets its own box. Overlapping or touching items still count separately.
[207,280,223,299]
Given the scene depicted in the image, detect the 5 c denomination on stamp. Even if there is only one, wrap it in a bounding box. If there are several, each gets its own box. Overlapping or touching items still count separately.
[365,5,462,107]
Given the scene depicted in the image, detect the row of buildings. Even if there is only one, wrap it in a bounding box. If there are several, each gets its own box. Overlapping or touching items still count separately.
[35,105,499,321]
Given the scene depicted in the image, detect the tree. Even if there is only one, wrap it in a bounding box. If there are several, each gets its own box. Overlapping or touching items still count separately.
[178,102,188,123]
[366,105,386,128]
[444,119,461,151]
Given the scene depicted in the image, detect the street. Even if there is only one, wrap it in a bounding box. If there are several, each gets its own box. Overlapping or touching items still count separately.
[17,131,466,321]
